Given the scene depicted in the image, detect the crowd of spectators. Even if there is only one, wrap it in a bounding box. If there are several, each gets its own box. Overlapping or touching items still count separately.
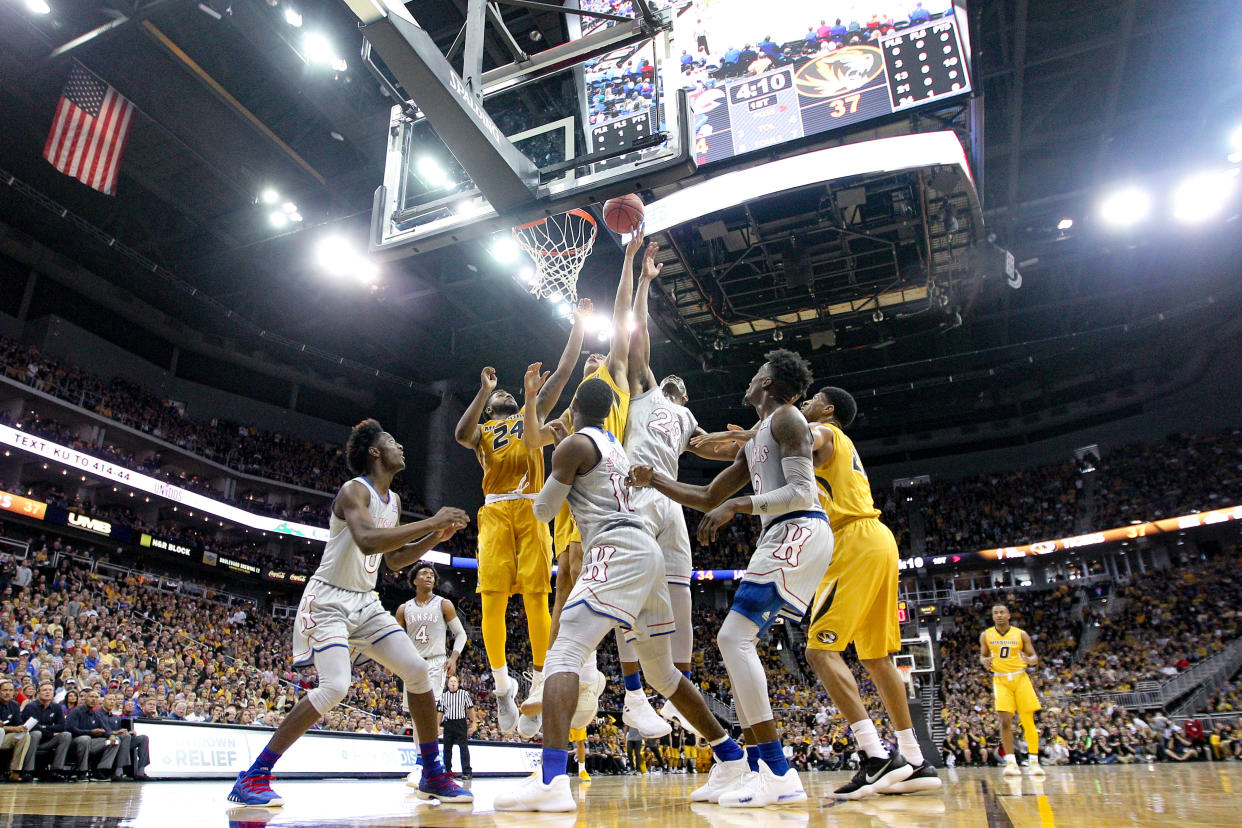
[0,335,427,514]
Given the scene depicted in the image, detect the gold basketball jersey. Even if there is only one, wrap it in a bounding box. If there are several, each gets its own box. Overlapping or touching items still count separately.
[984,626,1028,673]
[478,413,544,496]
[813,422,881,531]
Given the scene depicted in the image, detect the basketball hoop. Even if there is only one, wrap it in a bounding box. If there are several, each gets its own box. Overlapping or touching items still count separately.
[896,663,915,699]
[513,208,597,303]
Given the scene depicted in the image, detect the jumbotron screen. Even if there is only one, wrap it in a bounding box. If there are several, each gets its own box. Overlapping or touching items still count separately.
[577,0,971,167]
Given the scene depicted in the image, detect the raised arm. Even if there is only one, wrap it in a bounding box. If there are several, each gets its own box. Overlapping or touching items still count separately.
[630,449,751,513]
[522,363,569,450]
[335,481,468,558]
[536,298,592,419]
[454,367,498,449]
[531,434,597,522]
[604,230,645,381]
[627,241,661,395]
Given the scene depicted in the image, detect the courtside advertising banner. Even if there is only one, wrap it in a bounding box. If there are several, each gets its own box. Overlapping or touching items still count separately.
[137,720,541,779]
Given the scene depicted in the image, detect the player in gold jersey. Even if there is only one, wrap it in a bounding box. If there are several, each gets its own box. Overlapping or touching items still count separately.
[453,301,589,733]
[799,386,938,798]
[980,604,1045,777]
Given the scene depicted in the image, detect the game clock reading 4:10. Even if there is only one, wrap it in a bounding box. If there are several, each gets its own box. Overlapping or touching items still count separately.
[882,20,968,112]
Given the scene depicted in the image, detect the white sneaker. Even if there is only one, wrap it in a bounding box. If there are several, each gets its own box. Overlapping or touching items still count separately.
[570,672,606,730]
[1026,757,1046,777]
[690,757,749,802]
[494,773,576,812]
[495,680,520,734]
[517,712,542,739]
[1002,757,1022,777]
[718,760,807,808]
[660,700,702,738]
[520,670,545,716]
[623,689,671,738]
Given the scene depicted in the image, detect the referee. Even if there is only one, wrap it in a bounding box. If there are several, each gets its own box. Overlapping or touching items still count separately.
[438,676,476,779]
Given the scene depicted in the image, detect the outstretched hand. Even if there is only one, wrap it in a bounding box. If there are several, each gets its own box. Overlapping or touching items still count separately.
[641,240,662,282]
[627,465,654,487]
[480,366,498,393]
[573,297,594,324]
[548,420,570,445]
[523,362,550,398]
[689,424,753,448]
[625,225,646,255]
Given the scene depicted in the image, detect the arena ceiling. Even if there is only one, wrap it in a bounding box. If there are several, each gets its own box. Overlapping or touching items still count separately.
[0,0,1239,457]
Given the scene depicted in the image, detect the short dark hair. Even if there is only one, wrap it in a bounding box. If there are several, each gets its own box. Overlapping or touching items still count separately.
[346,419,384,475]
[411,562,438,587]
[485,389,510,415]
[817,386,858,428]
[992,603,1009,611]
[764,349,814,403]
[575,378,615,423]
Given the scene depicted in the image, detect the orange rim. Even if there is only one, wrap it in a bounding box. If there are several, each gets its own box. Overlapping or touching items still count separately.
[512,207,597,233]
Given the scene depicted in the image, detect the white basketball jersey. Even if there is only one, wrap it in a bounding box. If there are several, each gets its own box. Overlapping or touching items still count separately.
[567,427,645,549]
[311,477,397,592]
[401,594,447,659]
[745,410,825,531]
[623,387,698,481]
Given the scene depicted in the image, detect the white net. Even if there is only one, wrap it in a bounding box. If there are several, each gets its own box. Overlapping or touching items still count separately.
[513,208,597,303]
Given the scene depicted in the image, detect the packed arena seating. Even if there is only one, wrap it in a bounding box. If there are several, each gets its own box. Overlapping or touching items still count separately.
[934,545,1242,765]
[0,336,428,513]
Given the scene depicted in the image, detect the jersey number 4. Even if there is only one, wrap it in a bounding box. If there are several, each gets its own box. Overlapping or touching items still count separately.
[582,545,617,583]
[491,420,525,450]
[413,624,430,644]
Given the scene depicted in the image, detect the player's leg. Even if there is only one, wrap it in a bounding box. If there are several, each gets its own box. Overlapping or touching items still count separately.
[229,644,350,806]
[364,631,472,800]
[477,503,521,731]
[495,602,612,812]
[616,632,670,737]
[1016,676,1045,775]
[712,591,807,808]
[514,503,553,670]
[997,706,1021,776]
[547,540,583,645]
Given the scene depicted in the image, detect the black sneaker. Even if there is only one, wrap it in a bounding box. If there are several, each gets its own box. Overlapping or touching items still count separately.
[877,760,942,794]
[832,752,913,800]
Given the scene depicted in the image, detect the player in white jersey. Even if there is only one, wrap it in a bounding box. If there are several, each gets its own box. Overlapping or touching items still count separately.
[228,419,473,808]
[396,563,467,703]
[618,240,735,735]
[495,379,750,813]
[632,349,833,807]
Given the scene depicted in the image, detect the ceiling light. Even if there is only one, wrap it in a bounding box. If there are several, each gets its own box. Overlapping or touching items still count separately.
[331,57,348,72]
[1098,187,1150,226]
[25,0,51,15]
[282,201,297,214]
[416,156,450,189]
[260,188,279,205]
[316,236,377,284]
[283,7,302,27]
[196,2,221,20]
[517,265,536,285]
[1056,218,1073,230]
[1231,125,1242,154]
[490,235,520,263]
[558,302,572,317]
[269,211,288,228]
[303,33,336,65]
[289,212,303,223]
[1171,169,1237,224]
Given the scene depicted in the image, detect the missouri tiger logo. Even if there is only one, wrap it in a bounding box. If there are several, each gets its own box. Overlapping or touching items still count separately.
[795,47,884,98]
[816,630,838,645]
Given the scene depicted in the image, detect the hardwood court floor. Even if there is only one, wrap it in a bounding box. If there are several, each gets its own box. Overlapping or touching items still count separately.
[0,763,1238,826]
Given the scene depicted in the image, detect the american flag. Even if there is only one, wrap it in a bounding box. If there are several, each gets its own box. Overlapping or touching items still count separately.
[43,63,135,196]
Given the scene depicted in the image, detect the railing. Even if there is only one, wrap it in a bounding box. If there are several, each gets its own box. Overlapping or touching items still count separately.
[0,535,31,560]
[704,693,737,725]
[1171,639,1242,716]
[58,549,253,608]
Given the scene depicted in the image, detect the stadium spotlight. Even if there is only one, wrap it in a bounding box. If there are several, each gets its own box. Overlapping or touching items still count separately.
[589,312,612,340]
[558,301,572,317]
[25,0,51,14]
[269,211,288,228]
[416,156,450,189]
[1057,218,1073,230]
[490,235,520,263]
[1171,169,1237,223]
[1099,187,1150,226]
[303,33,338,66]
[1229,125,1242,163]
[331,57,348,72]
[317,236,377,284]
[517,264,536,285]
[283,6,302,27]
[259,188,279,205]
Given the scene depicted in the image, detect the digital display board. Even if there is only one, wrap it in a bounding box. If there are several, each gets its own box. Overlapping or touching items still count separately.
[580,0,969,167]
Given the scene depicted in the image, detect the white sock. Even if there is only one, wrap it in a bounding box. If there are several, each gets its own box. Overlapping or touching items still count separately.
[492,666,511,694]
[625,688,647,700]
[579,652,599,682]
[896,729,924,765]
[850,719,887,759]
[1005,753,1018,764]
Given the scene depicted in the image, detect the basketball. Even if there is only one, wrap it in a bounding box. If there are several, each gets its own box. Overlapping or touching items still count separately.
[602,194,645,235]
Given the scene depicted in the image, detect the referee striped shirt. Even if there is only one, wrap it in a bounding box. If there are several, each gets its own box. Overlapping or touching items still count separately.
[437,688,473,721]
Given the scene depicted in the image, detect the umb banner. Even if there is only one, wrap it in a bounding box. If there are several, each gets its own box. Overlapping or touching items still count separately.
[136,719,540,778]
[0,424,328,543]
